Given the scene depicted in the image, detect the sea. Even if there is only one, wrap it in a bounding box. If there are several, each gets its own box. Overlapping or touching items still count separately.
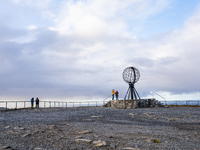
[160,100,200,106]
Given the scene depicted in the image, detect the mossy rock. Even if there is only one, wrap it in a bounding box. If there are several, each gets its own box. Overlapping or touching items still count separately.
[153,139,161,143]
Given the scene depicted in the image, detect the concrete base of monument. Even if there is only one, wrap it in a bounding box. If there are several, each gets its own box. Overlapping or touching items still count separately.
[103,100,137,109]
[103,99,166,109]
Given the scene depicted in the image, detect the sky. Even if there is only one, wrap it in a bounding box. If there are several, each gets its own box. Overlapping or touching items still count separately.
[1,0,200,101]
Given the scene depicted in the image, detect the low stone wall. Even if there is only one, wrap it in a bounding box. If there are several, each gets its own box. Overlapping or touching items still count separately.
[137,99,166,107]
[104,99,166,109]
[105,100,137,109]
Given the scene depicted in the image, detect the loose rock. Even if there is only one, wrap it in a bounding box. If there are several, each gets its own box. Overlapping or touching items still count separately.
[123,147,141,150]
[76,130,91,134]
[75,139,92,144]
[93,140,107,147]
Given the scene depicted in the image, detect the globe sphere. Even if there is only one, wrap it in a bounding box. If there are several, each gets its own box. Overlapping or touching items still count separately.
[122,67,140,84]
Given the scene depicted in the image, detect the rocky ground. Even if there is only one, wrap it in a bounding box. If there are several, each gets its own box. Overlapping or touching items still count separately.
[0,107,200,150]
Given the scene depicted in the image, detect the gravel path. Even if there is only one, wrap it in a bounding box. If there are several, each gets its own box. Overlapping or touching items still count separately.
[0,107,200,150]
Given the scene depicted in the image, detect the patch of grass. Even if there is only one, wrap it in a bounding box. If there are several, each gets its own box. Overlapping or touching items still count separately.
[186,113,193,116]
[153,139,161,143]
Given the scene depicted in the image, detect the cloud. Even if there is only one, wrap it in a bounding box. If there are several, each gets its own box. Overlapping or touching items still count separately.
[137,7,200,95]
[27,25,37,30]
[51,0,172,36]
[0,0,200,101]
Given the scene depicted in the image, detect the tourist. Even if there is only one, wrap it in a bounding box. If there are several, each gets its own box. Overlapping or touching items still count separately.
[35,97,39,108]
[112,89,115,100]
[31,97,34,109]
[115,90,119,100]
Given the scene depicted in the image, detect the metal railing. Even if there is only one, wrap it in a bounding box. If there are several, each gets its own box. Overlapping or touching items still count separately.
[151,91,166,105]
[0,100,105,110]
[1,100,199,110]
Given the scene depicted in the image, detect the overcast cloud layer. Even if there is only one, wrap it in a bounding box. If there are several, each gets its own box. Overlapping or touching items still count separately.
[1,0,200,101]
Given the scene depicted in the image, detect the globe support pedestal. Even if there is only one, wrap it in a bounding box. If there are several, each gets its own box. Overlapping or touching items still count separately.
[124,83,140,100]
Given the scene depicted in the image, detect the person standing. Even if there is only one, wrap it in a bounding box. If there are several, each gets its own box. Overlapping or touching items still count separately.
[35,97,39,108]
[111,89,115,100]
[115,90,119,100]
[31,97,34,108]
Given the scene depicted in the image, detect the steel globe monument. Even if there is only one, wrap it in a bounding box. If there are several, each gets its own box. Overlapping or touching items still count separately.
[122,66,140,100]
[103,66,165,108]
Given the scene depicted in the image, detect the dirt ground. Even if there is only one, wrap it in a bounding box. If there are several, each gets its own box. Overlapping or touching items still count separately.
[0,107,200,150]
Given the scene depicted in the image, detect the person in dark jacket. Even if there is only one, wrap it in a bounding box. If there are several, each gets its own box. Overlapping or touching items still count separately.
[31,97,34,109]
[35,97,39,108]
[115,90,119,100]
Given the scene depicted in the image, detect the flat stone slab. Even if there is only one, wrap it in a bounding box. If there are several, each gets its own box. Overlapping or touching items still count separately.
[91,115,102,118]
[93,140,107,147]
[123,147,141,150]
[76,130,91,134]
[75,139,92,144]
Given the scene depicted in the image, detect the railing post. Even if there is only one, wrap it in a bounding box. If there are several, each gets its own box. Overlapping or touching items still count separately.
[49,102,51,108]
[80,102,81,107]
[73,102,74,107]
[66,102,67,108]
[24,101,26,108]
[44,102,46,108]
[88,102,89,107]
[6,102,7,110]
[96,102,97,107]
[16,102,17,109]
